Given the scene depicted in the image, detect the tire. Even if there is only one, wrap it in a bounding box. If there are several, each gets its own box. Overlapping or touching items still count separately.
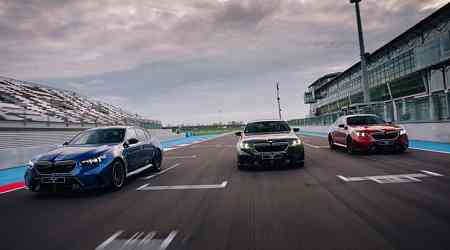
[152,150,162,172]
[110,160,126,191]
[396,146,407,153]
[328,134,336,149]
[237,155,244,170]
[347,137,355,155]
[237,159,246,170]
[291,160,304,168]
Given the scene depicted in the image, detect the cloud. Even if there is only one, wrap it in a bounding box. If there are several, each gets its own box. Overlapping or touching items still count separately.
[0,0,446,124]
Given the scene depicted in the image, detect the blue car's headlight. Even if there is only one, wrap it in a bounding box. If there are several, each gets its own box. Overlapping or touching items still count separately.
[81,155,107,166]
[26,160,35,169]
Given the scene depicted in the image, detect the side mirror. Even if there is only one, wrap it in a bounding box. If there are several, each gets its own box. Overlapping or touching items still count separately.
[293,128,300,132]
[235,131,242,137]
[127,138,139,145]
[338,124,345,128]
[63,141,69,146]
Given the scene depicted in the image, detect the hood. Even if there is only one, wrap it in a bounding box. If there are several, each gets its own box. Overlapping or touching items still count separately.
[242,132,298,142]
[350,124,401,132]
[35,144,114,162]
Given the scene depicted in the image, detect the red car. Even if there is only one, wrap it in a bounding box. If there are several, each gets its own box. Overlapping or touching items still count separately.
[328,114,408,154]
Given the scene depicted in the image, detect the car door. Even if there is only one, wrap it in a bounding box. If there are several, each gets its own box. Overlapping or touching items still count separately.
[143,129,156,165]
[124,128,142,171]
[136,128,152,166]
[334,117,347,145]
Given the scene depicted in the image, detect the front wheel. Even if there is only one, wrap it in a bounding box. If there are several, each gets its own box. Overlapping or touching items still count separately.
[237,156,246,170]
[152,150,162,172]
[291,160,304,168]
[396,145,408,153]
[328,134,336,149]
[347,137,355,155]
[110,160,125,190]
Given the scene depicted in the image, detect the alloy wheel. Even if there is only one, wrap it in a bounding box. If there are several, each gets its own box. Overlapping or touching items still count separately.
[112,161,125,189]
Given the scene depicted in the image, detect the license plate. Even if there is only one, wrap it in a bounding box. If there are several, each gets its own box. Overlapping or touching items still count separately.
[262,152,276,160]
[377,140,394,146]
[262,152,283,160]
[42,176,66,184]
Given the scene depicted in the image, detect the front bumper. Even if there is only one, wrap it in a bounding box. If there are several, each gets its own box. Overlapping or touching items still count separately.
[24,161,114,192]
[351,134,409,152]
[237,145,304,166]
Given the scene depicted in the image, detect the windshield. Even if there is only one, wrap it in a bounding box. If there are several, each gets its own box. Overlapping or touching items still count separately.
[68,128,125,145]
[244,121,290,134]
[347,116,386,126]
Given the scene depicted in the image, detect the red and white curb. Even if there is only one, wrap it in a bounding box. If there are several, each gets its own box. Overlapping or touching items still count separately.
[0,182,25,195]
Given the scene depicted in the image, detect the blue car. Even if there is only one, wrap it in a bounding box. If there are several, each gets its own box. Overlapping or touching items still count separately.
[24,126,163,192]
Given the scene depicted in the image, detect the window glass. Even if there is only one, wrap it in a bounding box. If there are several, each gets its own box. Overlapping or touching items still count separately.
[135,128,146,142]
[144,130,151,141]
[69,129,125,145]
[347,115,385,126]
[244,121,291,134]
[126,128,137,140]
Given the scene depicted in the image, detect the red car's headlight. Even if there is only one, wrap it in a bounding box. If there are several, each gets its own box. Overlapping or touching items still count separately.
[354,131,368,137]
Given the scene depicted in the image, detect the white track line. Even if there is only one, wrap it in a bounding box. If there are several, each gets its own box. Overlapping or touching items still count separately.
[337,170,444,184]
[165,155,197,159]
[137,181,228,191]
[160,231,178,250]
[139,231,156,246]
[409,147,450,155]
[95,231,123,250]
[142,163,181,180]
[420,170,444,176]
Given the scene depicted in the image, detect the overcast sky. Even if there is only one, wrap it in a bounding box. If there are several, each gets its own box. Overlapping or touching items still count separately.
[1,0,448,125]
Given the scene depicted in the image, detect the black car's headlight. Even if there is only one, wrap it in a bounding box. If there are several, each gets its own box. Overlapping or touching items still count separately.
[289,138,302,146]
[239,141,251,149]
[81,155,106,166]
[399,128,407,135]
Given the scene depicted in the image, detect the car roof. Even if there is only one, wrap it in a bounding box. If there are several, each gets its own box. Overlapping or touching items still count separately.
[246,119,287,124]
[85,125,136,131]
[340,114,379,119]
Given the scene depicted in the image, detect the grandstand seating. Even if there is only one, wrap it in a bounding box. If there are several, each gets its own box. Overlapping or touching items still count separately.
[0,76,161,127]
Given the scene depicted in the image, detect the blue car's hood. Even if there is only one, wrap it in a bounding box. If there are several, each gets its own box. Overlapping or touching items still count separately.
[36,144,115,162]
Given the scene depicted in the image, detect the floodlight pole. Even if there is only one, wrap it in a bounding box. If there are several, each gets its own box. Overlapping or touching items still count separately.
[350,0,370,104]
[276,81,282,120]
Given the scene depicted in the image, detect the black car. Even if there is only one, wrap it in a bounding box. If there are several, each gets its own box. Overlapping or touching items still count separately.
[235,120,304,169]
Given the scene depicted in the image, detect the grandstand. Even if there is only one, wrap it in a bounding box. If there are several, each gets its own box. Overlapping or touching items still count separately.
[0,76,161,129]
[295,3,450,127]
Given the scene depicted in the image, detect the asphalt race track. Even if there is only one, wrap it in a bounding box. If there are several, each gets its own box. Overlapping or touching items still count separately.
[1,134,450,250]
